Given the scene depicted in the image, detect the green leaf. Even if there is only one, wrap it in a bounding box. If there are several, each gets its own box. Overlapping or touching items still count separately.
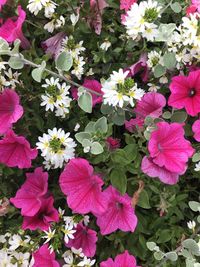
[101,104,113,114]
[154,251,164,261]
[137,190,151,209]
[192,153,200,162]
[56,51,73,71]
[123,144,137,162]
[154,64,166,78]
[165,251,178,262]
[78,92,92,113]
[90,142,104,155]
[188,201,200,212]
[112,108,125,126]
[171,2,182,13]
[84,122,96,133]
[82,139,92,148]
[75,132,91,144]
[171,111,187,122]
[111,149,133,165]
[11,39,21,54]
[157,229,172,243]
[0,38,9,55]
[94,117,108,133]
[146,242,157,251]
[8,56,24,69]
[197,215,200,223]
[155,23,176,42]
[110,169,127,194]
[163,52,176,69]
[182,239,200,256]
[31,61,46,82]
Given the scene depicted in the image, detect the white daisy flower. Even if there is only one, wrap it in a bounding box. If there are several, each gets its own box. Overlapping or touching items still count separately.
[27,0,49,15]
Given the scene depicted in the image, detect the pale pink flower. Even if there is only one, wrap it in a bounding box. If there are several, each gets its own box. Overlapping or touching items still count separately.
[192,0,200,11]
[100,250,141,267]
[96,186,137,235]
[192,119,200,141]
[148,122,194,173]
[66,222,97,257]
[71,79,103,107]
[59,158,107,215]
[0,6,30,49]
[168,70,200,116]
[126,54,149,82]
[0,89,24,134]
[120,0,137,11]
[10,167,48,216]
[41,32,66,59]
[0,198,10,216]
[22,196,59,231]
[0,130,38,169]
[33,244,60,267]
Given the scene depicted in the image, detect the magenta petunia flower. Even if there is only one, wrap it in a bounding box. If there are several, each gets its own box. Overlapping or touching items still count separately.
[66,222,97,257]
[59,158,107,215]
[22,196,59,231]
[106,137,120,150]
[168,70,200,116]
[120,0,137,11]
[100,250,141,267]
[10,167,48,216]
[0,0,7,11]
[125,92,166,132]
[141,156,180,185]
[71,79,103,107]
[41,32,66,59]
[33,244,60,267]
[148,122,194,173]
[192,119,200,141]
[0,130,38,169]
[0,89,24,134]
[0,6,30,49]
[96,186,137,235]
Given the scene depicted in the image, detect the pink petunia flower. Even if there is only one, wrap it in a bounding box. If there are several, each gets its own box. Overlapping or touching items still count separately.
[192,119,200,141]
[10,167,48,216]
[0,198,10,216]
[141,156,180,185]
[148,122,194,174]
[96,186,137,235]
[0,6,30,49]
[0,130,37,169]
[66,222,97,257]
[33,244,60,267]
[168,70,200,116]
[100,250,141,267]
[192,0,200,11]
[125,92,166,132]
[120,0,137,11]
[0,89,24,134]
[41,32,66,59]
[59,158,107,215]
[126,53,149,82]
[22,196,59,231]
[0,0,7,11]
[106,137,120,150]
[71,79,103,107]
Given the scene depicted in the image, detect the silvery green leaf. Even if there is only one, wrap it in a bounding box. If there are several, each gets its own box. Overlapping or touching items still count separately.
[56,51,73,71]
[165,251,178,262]
[84,122,96,133]
[94,117,108,133]
[78,92,92,113]
[0,38,10,55]
[11,39,21,54]
[8,56,24,69]
[189,201,200,212]
[163,52,176,69]
[154,64,166,78]
[155,23,176,42]
[75,132,91,144]
[90,142,104,155]
[182,239,200,256]
[192,153,200,162]
[31,61,46,82]
[171,2,182,13]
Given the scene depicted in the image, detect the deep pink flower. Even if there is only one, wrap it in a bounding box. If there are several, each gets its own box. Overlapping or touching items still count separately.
[106,137,120,150]
[22,196,59,231]
[141,156,180,185]
[192,119,200,141]
[125,118,144,132]
[96,186,137,235]
[0,89,23,134]
[0,0,7,11]
[67,223,97,257]
[0,6,30,49]
[186,4,197,15]
[126,54,149,82]
[100,250,140,267]
[41,32,66,59]
[148,122,194,173]
[33,244,60,267]
[10,167,48,216]
[0,130,37,169]
[168,70,200,116]
[59,158,107,215]
[72,79,103,107]
[120,0,137,11]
